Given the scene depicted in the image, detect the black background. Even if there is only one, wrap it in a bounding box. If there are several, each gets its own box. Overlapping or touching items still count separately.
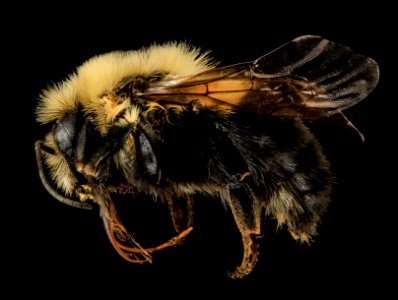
[6,3,395,298]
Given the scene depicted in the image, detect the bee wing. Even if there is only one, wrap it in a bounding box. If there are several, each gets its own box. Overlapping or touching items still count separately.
[142,35,379,119]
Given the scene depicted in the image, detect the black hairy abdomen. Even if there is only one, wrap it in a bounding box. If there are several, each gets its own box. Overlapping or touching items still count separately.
[148,106,331,206]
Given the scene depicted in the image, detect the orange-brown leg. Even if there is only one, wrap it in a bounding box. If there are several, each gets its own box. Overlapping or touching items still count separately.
[102,212,193,263]
[94,183,192,263]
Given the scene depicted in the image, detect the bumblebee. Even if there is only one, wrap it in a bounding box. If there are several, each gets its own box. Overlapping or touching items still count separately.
[35,35,379,278]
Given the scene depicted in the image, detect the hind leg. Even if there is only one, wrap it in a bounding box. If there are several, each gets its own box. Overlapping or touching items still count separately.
[222,184,263,279]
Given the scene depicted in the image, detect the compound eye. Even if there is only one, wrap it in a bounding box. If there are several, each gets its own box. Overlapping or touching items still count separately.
[135,127,158,177]
[54,113,77,159]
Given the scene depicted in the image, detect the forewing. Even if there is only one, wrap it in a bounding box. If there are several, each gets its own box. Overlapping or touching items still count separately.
[141,35,379,119]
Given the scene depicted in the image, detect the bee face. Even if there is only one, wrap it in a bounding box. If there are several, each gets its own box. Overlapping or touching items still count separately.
[35,35,379,279]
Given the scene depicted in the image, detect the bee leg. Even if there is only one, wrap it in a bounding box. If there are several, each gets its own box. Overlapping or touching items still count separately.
[92,182,154,263]
[139,227,193,253]
[131,195,194,252]
[222,184,262,279]
[165,195,194,234]
[93,182,193,261]
[103,202,192,260]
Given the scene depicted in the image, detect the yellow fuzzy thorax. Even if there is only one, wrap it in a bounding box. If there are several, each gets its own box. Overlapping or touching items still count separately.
[36,42,215,126]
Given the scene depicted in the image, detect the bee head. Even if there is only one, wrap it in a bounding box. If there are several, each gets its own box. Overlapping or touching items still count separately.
[36,43,214,194]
